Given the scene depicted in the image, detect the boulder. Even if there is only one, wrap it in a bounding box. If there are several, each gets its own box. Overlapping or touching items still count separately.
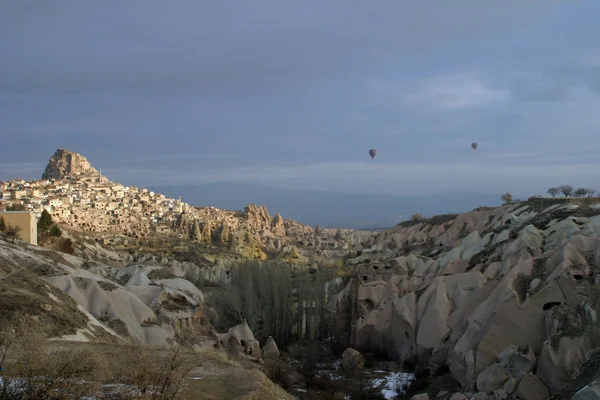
[497,344,536,379]
[410,394,429,400]
[476,363,510,395]
[450,394,468,400]
[261,336,280,360]
[503,378,517,394]
[342,348,365,373]
[516,373,549,400]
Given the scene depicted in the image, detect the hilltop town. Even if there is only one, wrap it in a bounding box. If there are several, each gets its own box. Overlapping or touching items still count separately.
[0,149,372,261]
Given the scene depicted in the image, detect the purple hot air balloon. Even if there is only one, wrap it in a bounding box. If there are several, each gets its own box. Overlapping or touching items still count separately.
[369,149,377,159]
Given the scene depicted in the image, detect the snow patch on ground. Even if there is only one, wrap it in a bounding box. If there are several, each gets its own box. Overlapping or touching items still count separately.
[47,292,60,302]
[370,371,414,400]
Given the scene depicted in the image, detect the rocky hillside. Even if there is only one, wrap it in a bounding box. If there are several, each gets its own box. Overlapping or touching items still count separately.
[3,148,375,263]
[42,148,101,180]
[0,235,212,346]
[333,198,600,399]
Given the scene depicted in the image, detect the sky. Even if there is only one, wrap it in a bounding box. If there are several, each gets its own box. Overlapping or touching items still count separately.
[1,0,600,197]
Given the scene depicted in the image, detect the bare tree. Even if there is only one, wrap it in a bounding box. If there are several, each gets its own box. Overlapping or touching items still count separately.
[559,185,574,197]
[3,224,21,243]
[207,260,336,347]
[547,187,560,198]
[574,188,587,198]
[411,213,424,221]
[585,188,596,197]
[114,343,198,400]
[501,192,513,204]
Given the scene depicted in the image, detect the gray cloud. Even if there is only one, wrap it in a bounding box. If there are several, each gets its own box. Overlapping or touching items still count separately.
[2,0,600,197]
[0,0,559,95]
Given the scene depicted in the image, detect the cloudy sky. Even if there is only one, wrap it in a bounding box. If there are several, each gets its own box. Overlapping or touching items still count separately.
[1,0,600,196]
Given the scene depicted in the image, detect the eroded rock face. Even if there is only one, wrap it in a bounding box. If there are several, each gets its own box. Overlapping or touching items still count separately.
[477,363,510,394]
[333,200,600,396]
[42,148,100,179]
[497,345,536,380]
[218,320,263,361]
[516,373,549,400]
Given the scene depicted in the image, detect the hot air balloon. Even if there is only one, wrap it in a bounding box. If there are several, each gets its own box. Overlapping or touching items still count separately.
[369,149,377,159]
[471,142,478,151]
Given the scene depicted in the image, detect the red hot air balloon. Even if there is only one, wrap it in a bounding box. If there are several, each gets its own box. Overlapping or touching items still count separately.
[369,149,377,159]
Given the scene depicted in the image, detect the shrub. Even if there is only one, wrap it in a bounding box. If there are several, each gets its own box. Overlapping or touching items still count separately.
[0,320,197,400]
[3,224,22,243]
[501,192,513,204]
[49,224,62,237]
[58,238,74,254]
[411,213,424,221]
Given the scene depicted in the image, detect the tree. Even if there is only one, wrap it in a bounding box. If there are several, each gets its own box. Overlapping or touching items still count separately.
[0,216,5,232]
[207,260,336,347]
[574,188,587,198]
[501,192,513,204]
[585,188,596,197]
[38,209,53,232]
[411,213,424,221]
[547,187,560,198]
[49,224,62,237]
[6,203,26,211]
[4,224,22,243]
[559,185,574,197]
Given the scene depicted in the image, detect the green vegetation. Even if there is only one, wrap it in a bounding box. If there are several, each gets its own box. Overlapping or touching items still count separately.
[5,204,26,211]
[397,213,459,228]
[501,192,513,204]
[37,210,62,242]
[37,209,53,232]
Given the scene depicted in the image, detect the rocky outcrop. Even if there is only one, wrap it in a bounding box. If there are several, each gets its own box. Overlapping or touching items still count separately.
[42,148,101,180]
[261,336,280,360]
[342,347,365,373]
[334,199,600,398]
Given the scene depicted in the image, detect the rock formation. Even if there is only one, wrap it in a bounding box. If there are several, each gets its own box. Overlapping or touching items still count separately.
[332,199,600,398]
[42,148,101,180]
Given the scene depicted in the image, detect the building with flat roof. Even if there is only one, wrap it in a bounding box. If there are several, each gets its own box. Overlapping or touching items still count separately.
[0,211,37,245]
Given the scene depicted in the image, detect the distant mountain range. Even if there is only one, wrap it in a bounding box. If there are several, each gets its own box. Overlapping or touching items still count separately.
[149,182,505,229]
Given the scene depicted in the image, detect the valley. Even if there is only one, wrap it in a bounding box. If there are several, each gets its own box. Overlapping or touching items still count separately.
[2,150,600,400]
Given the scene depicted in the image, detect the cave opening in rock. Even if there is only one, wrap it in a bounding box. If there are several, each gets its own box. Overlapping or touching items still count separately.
[543,301,562,310]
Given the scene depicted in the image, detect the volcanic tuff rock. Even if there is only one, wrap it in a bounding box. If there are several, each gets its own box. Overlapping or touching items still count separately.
[331,198,600,398]
[0,236,213,346]
[42,148,101,180]
[6,148,375,262]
